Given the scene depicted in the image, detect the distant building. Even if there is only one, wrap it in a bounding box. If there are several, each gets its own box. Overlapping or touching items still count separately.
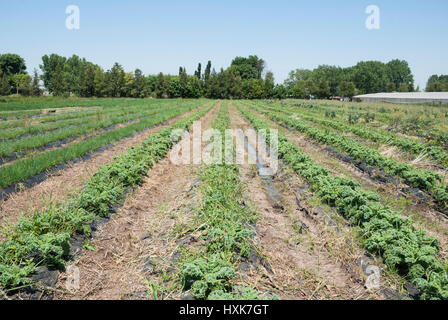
[353,92,448,104]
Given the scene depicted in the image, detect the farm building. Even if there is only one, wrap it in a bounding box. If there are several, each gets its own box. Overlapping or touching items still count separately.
[353,92,448,104]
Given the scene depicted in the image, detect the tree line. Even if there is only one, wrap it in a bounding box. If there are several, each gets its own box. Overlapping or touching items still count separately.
[283,59,417,99]
[0,53,445,99]
[0,54,41,96]
[426,75,448,92]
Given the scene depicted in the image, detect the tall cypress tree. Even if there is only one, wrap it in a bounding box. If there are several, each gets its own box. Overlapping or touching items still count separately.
[155,72,165,98]
[195,63,202,79]
[31,69,42,96]
[204,61,211,83]
[0,70,11,96]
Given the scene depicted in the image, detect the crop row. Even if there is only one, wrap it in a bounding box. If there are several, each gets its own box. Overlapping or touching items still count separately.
[0,103,189,158]
[0,103,214,292]
[254,102,448,168]
[0,107,101,121]
[248,103,448,209]
[179,103,267,300]
[0,101,177,140]
[284,100,448,150]
[0,97,144,112]
[0,102,205,189]
[0,99,181,131]
[236,103,448,300]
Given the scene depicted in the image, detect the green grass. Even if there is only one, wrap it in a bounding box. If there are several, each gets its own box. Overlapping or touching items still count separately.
[0,103,214,291]
[0,101,207,189]
[0,96,151,111]
[0,100,175,139]
[0,103,189,157]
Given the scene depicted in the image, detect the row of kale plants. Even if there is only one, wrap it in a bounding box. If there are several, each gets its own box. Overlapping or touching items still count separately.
[247,103,448,210]
[0,101,206,189]
[0,103,214,292]
[254,101,448,168]
[284,100,448,151]
[178,103,270,300]
[236,102,448,300]
[0,103,185,158]
[0,100,177,140]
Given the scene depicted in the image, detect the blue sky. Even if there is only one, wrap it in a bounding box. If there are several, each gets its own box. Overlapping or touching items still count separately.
[1,0,447,89]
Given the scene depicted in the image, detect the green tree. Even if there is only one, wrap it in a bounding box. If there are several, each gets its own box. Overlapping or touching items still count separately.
[222,68,242,99]
[194,63,202,79]
[94,68,107,97]
[398,83,409,92]
[426,74,448,92]
[155,72,167,98]
[11,74,31,95]
[131,69,148,98]
[273,84,289,99]
[292,80,307,98]
[0,53,26,76]
[40,54,67,93]
[122,72,135,97]
[204,61,211,83]
[314,79,331,99]
[352,61,389,94]
[168,76,181,98]
[146,75,158,95]
[312,65,343,96]
[0,70,11,95]
[79,63,97,97]
[63,55,84,94]
[179,67,188,97]
[230,55,265,80]
[386,59,414,91]
[52,62,67,96]
[107,63,125,97]
[186,76,202,98]
[30,69,42,96]
[338,81,356,98]
[284,69,313,89]
[263,71,275,98]
[386,82,396,92]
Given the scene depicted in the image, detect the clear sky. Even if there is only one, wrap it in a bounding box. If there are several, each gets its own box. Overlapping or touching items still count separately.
[1,0,447,89]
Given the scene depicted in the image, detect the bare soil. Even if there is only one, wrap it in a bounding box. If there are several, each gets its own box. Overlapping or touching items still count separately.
[227,103,379,300]
[248,106,448,261]
[0,103,210,228]
[53,103,219,300]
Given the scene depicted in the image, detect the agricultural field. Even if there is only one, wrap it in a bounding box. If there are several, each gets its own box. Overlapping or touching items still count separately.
[0,98,447,301]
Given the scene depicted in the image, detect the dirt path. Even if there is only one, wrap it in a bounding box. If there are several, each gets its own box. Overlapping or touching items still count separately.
[0,103,210,228]
[246,106,448,257]
[228,103,377,300]
[53,103,220,300]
